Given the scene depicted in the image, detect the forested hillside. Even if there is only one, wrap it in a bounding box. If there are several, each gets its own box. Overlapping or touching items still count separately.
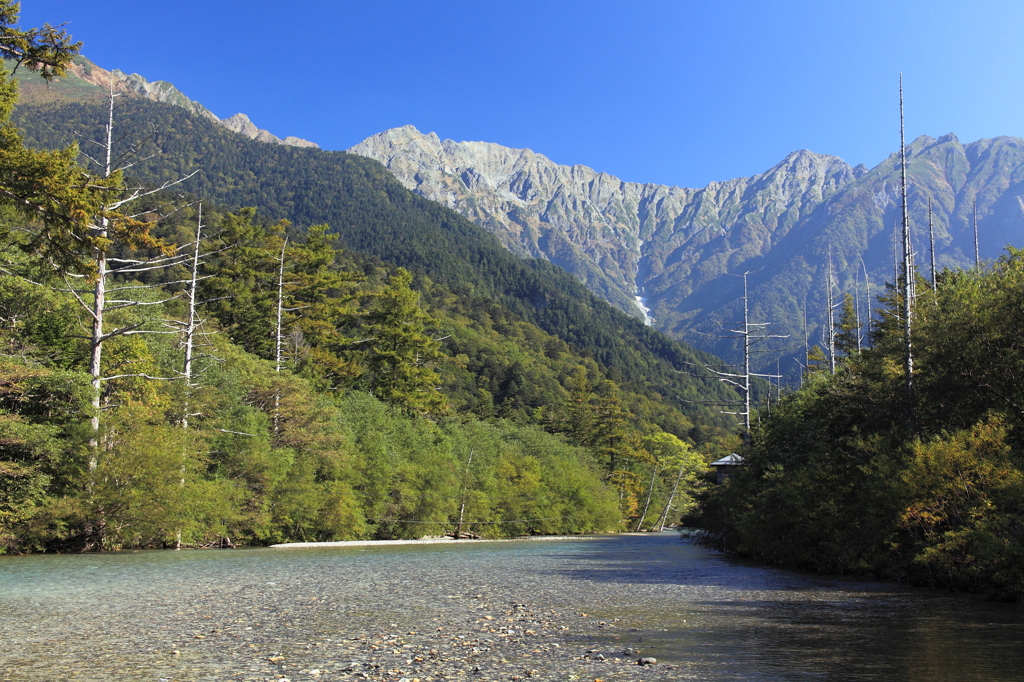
[698,253,1024,599]
[13,98,740,433]
[1,191,718,552]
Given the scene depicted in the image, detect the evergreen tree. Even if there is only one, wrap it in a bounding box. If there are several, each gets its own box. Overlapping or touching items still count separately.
[805,344,828,375]
[198,208,283,359]
[0,2,114,274]
[283,223,363,388]
[835,292,861,357]
[358,268,449,417]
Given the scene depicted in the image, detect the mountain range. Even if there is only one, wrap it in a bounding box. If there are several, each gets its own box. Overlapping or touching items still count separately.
[348,127,1024,375]
[16,56,1024,377]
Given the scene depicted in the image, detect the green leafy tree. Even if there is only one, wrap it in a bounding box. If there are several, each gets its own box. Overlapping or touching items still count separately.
[805,344,828,375]
[0,3,121,275]
[198,208,283,359]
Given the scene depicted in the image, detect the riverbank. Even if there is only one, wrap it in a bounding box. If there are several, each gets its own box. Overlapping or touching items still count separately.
[271,534,609,549]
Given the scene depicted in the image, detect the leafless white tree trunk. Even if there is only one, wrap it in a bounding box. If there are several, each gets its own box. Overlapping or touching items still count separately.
[654,462,686,532]
[824,248,839,374]
[928,198,937,291]
[973,197,980,269]
[635,464,659,532]
[899,74,915,430]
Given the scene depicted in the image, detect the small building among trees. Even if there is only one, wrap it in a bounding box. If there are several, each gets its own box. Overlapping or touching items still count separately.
[710,453,744,484]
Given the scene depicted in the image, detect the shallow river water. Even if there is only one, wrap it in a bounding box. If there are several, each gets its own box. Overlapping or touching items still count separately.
[2,533,1023,681]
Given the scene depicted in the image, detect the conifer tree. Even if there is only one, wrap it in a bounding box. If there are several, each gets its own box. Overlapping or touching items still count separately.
[198,209,285,358]
[835,293,861,357]
[282,223,364,388]
[359,268,449,417]
[805,345,828,375]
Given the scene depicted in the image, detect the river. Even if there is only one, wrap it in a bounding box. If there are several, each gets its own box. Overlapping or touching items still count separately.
[1,533,1022,681]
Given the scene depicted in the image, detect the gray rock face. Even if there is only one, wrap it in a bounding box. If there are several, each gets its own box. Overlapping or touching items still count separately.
[351,126,1024,373]
[220,112,283,145]
[70,58,319,149]
[115,70,220,123]
[217,112,318,147]
[349,125,856,323]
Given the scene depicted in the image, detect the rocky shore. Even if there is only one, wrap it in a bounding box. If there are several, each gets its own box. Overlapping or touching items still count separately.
[238,593,678,682]
[7,532,1022,681]
[236,536,682,681]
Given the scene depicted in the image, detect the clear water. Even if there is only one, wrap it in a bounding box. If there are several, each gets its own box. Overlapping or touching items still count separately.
[1,534,1022,681]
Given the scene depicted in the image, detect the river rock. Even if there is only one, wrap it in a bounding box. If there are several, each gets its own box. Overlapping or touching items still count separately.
[638,656,658,666]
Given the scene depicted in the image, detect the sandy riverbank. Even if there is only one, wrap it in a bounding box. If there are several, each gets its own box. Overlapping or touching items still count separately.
[271,535,617,549]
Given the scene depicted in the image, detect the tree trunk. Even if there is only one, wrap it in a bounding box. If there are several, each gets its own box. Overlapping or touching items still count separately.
[899,75,915,431]
[635,464,658,532]
[273,237,288,435]
[655,463,686,531]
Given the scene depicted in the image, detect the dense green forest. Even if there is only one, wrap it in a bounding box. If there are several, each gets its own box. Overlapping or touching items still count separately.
[698,253,1024,599]
[12,97,743,432]
[0,6,731,552]
[0,191,716,552]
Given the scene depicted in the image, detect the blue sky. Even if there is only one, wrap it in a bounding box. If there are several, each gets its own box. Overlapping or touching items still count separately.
[20,1,1024,189]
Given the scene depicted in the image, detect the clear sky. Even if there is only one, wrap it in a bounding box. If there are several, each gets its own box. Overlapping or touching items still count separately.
[20,0,1024,189]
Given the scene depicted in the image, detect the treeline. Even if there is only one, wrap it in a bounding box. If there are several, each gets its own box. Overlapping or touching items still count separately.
[698,251,1024,599]
[0,198,711,551]
[0,274,621,549]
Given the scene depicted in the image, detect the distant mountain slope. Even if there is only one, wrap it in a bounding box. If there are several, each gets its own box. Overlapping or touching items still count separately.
[13,56,317,148]
[699,133,1024,371]
[14,97,738,433]
[350,127,1024,375]
[348,126,861,321]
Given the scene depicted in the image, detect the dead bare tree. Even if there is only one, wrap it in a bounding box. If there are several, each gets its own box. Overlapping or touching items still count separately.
[654,463,686,532]
[899,74,915,430]
[973,197,980,269]
[860,256,871,345]
[635,463,659,532]
[823,247,841,374]
[685,271,787,444]
[928,198,937,291]
[64,83,198,454]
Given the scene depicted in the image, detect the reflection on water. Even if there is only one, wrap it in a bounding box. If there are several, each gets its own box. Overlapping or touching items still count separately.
[546,535,1024,680]
[1,533,1022,680]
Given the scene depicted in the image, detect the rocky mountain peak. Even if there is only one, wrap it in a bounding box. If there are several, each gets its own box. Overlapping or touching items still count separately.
[220,112,259,137]
[28,57,319,149]
[218,112,290,145]
[349,128,861,323]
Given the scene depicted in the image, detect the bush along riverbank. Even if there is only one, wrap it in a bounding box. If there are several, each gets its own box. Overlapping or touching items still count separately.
[695,249,1024,601]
